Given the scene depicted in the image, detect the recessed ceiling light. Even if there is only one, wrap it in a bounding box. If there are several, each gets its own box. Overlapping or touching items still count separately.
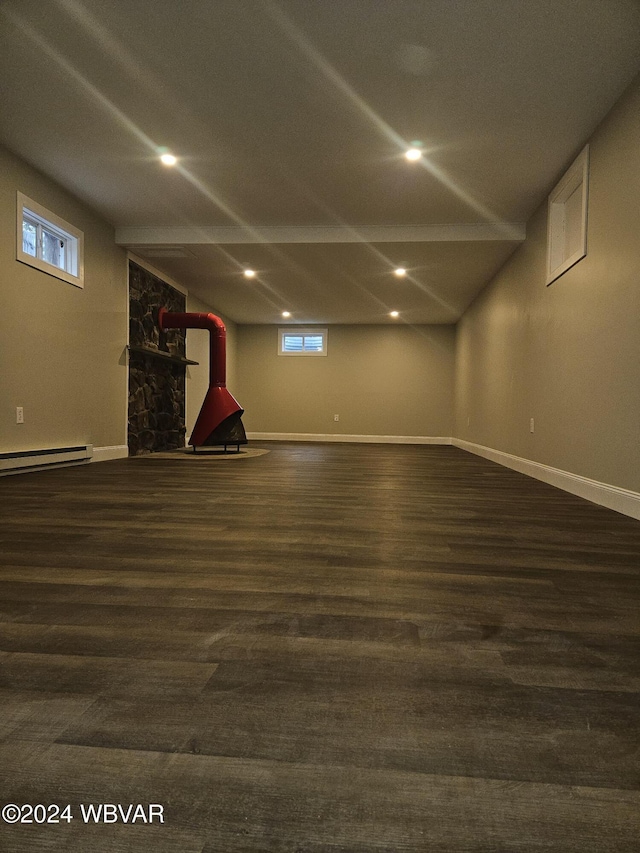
[160,153,177,166]
[394,267,407,277]
[404,148,422,162]
[390,310,399,318]
[282,311,291,318]
[243,269,256,278]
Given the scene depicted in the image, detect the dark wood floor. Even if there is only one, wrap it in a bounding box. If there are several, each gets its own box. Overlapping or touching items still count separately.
[0,442,639,852]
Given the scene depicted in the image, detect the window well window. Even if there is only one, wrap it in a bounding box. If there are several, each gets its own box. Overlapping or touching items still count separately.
[17,192,84,288]
[546,146,589,286]
[278,327,328,356]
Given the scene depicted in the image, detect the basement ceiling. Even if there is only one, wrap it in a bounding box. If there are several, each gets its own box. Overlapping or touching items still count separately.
[1,0,639,324]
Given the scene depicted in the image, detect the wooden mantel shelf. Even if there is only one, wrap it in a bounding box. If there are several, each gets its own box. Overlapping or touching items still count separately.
[127,345,198,366]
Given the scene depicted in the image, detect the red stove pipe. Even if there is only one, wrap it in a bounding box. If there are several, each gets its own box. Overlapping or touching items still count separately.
[158,308,244,447]
[159,308,227,386]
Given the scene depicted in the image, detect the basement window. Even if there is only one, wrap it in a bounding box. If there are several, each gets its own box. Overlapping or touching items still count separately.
[278,327,328,356]
[17,192,84,288]
[546,146,589,286]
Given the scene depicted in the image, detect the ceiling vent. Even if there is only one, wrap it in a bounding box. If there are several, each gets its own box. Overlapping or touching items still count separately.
[135,246,194,259]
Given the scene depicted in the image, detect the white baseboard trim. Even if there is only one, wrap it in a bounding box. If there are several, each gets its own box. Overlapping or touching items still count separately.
[92,445,129,463]
[0,444,93,476]
[453,438,640,521]
[247,432,452,445]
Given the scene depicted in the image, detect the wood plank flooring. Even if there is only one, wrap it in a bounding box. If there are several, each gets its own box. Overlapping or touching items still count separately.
[0,442,639,852]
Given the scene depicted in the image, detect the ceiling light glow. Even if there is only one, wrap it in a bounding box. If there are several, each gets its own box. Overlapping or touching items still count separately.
[282,311,291,318]
[160,153,177,166]
[243,269,256,278]
[390,310,399,318]
[404,148,422,162]
[394,267,407,277]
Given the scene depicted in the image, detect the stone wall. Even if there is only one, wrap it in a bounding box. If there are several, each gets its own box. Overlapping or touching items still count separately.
[127,262,187,455]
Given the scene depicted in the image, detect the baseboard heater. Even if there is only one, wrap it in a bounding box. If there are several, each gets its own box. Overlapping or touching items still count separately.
[0,444,93,475]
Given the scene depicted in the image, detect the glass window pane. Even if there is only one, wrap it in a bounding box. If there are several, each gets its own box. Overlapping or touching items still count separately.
[22,219,37,256]
[303,335,323,351]
[283,335,304,352]
[18,195,84,286]
[279,329,327,356]
[42,229,65,269]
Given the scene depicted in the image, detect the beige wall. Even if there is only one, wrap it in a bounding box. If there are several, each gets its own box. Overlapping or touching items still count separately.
[455,74,640,493]
[0,145,128,453]
[185,293,238,440]
[237,324,455,437]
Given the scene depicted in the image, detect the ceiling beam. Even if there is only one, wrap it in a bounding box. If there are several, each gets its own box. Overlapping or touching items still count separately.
[116,222,526,246]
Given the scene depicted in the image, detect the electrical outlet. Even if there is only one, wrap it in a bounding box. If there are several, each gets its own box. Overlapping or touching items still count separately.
[530,417,534,433]
[16,406,24,424]
[334,414,339,422]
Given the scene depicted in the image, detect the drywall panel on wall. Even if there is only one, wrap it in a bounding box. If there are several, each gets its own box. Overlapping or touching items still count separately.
[237,324,455,438]
[0,145,128,453]
[455,73,640,494]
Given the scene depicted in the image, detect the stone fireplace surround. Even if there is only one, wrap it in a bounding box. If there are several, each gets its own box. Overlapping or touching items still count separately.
[127,261,193,455]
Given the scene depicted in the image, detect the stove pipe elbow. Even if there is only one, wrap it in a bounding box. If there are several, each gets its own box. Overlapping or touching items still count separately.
[158,308,226,387]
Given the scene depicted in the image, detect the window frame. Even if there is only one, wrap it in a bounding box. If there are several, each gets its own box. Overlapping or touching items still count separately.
[546,146,589,286]
[278,327,328,357]
[17,192,84,288]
